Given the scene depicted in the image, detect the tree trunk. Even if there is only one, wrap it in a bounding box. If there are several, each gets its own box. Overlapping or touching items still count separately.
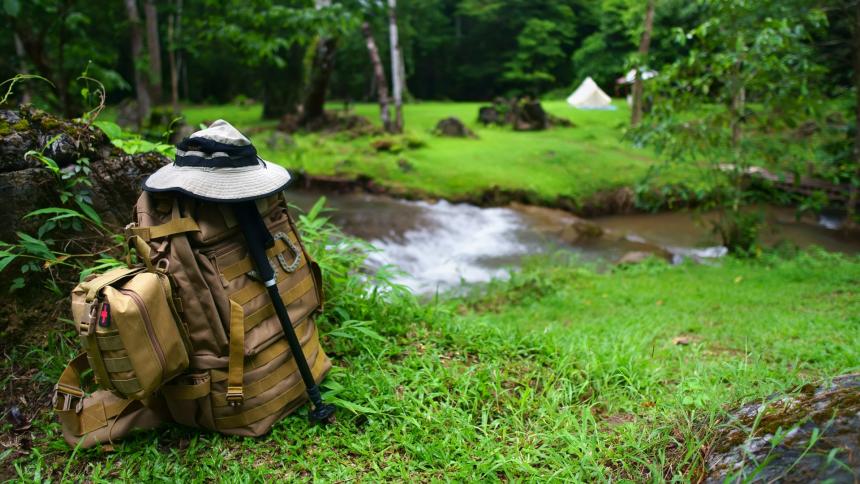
[124,0,151,126]
[388,0,404,133]
[631,0,655,127]
[261,44,304,119]
[731,85,745,150]
[144,0,163,105]
[56,0,71,117]
[12,33,31,104]
[300,0,337,127]
[846,0,860,231]
[362,22,392,132]
[167,0,182,114]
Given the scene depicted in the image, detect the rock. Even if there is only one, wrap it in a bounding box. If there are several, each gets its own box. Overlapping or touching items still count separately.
[616,251,657,265]
[478,106,501,126]
[371,138,395,152]
[511,98,549,131]
[0,167,59,240]
[169,122,196,144]
[560,218,604,243]
[0,106,168,241]
[704,374,860,483]
[397,158,414,172]
[434,117,475,138]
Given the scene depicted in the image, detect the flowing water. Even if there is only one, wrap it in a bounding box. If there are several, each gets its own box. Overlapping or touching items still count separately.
[286,191,860,294]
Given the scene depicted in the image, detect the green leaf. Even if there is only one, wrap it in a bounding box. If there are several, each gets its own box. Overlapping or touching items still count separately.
[16,232,55,260]
[3,0,20,16]
[0,254,17,273]
[94,121,123,140]
[75,200,102,226]
[25,207,85,221]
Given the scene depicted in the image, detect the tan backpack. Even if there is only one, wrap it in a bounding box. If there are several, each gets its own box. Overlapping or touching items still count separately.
[54,190,331,448]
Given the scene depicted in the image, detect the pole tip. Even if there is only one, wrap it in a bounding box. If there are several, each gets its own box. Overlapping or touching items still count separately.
[309,403,336,424]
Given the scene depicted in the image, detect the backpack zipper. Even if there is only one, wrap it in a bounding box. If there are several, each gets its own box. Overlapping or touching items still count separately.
[119,288,166,380]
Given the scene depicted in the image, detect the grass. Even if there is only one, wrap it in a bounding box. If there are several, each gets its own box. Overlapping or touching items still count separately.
[179,100,666,204]
[4,207,859,481]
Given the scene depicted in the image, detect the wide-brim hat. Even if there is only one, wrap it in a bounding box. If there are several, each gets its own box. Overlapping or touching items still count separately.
[142,119,291,202]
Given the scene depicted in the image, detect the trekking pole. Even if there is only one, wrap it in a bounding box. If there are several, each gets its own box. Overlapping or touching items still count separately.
[232,201,336,424]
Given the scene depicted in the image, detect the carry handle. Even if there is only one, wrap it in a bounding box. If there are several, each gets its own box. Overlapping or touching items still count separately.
[127,235,155,272]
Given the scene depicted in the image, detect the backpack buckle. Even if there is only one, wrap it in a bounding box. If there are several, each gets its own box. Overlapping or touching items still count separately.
[78,303,98,336]
[53,383,84,413]
[226,387,244,407]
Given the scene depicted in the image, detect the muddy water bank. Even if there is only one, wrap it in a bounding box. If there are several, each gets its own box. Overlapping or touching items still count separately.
[286,189,859,294]
[290,172,645,217]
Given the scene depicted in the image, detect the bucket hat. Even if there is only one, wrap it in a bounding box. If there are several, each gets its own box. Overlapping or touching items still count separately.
[142,119,291,202]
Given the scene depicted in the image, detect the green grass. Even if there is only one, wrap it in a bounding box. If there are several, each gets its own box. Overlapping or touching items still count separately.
[5,209,859,481]
[179,100,663,204]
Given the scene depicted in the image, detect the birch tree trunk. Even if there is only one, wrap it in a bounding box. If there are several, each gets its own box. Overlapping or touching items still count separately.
[845,0,860,231]
[388,0,404,133]
[124,0,151,126]
[630,0,655,127]
[362,22,392,132]
[144,0,163,105]
[301,0,337,126]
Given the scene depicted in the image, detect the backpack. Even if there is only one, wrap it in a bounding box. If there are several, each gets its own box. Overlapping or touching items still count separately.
[53,191,331,448]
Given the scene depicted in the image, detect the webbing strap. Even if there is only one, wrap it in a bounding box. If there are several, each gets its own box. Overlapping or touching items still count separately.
[96,334,125,351]
[226,300,245,405]
[53,354,138,436]
[83,267,143,302]
[214,350,328,429]
[103,357,133,373]
[129,217,200,241]
[243,277,315,332]
[83,335,115,394]
[211,343,321,408]
[111,377,143,395]
[249,320,315,370]
[162,375,211,400]
[219,236,302,282]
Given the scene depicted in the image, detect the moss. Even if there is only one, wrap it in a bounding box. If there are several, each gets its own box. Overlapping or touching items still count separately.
[0,120,11,136]
[11,119,29,131]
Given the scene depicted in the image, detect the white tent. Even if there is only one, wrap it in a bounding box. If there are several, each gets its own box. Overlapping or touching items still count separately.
[566,77,613,110]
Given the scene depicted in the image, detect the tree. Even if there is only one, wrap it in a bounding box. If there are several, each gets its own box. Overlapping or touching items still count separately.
[388,0,404,132]
[167,0,183,114]
[503,17,574,96]
[631,0,827,253]
[300,0,340,127]
[362,21,393,132]
[630,0,655,127]
[144,0,163,105]
[846,0,860,230]
[125,0,152,125]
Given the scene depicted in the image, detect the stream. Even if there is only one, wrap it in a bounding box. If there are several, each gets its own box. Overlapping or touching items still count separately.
[286,190,859,294]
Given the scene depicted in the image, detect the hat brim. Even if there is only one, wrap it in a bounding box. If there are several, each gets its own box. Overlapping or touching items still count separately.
[142,159,292,202]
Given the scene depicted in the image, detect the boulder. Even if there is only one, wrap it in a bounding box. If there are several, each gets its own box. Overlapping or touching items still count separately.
[434,117,475,138]
[616,251,656,265]
[704,374,860,482]
[0,106,169,241]
[477,106,502,126]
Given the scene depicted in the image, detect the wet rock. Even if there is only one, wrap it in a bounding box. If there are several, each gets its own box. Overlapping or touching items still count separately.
[560,219,604,243]
[616,251,657,265]
[434,117,475,138]
[705,374,860,483]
